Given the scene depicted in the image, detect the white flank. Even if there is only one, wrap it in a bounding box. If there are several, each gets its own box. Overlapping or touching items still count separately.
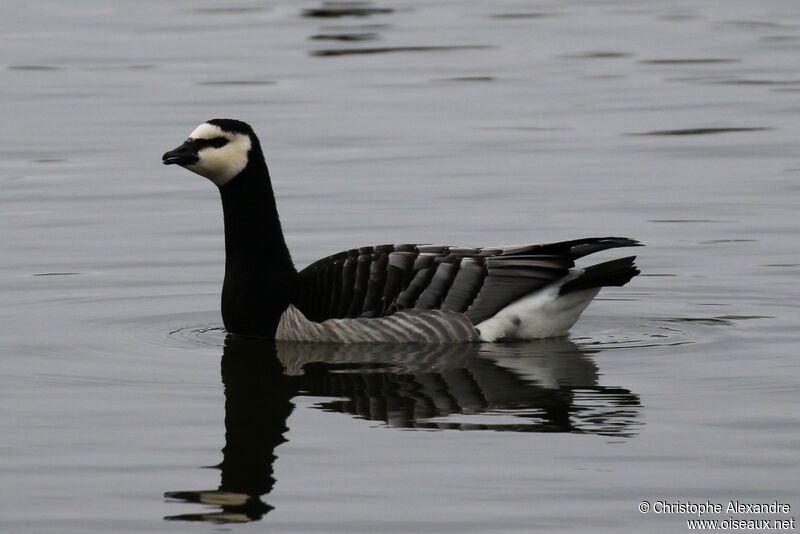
[475,275,600,341]
[185,123,251,186]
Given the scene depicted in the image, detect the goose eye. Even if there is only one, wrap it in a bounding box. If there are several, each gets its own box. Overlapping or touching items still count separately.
[209,137,229,148]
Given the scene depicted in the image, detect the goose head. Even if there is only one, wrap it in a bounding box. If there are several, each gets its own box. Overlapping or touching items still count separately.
[162,119,256,186]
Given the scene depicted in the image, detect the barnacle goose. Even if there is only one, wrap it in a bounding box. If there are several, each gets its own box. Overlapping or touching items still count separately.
[162,119,641,343]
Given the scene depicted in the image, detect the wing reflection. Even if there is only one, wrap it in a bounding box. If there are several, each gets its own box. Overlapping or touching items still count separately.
[165,337,640,523]
[284,340,640,434]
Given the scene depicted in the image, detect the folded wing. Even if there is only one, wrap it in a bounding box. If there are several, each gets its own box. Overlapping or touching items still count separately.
[291,237,640,325]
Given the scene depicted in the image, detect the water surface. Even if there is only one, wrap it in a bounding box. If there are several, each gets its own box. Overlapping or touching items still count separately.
[1,0,798,532]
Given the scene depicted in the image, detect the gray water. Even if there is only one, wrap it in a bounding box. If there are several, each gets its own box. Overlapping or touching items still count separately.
[2,1,799,532]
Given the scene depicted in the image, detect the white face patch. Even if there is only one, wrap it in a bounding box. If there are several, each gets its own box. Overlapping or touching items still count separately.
[184,123,252,186]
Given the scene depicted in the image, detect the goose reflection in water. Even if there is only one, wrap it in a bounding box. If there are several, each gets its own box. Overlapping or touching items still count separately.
[164,336,641,523]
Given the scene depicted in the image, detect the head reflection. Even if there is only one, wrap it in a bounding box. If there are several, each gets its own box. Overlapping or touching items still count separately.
[165,336,640,523]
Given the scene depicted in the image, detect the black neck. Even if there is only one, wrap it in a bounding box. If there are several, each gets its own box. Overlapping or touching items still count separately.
[219,151,296,338]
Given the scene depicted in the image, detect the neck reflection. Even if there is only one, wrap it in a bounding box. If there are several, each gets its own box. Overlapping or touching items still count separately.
[165,336,292,523]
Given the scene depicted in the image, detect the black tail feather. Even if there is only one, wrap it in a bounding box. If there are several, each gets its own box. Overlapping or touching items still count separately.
[498,237,642,260]
[559,256,640,295]
[565,237,642,260]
